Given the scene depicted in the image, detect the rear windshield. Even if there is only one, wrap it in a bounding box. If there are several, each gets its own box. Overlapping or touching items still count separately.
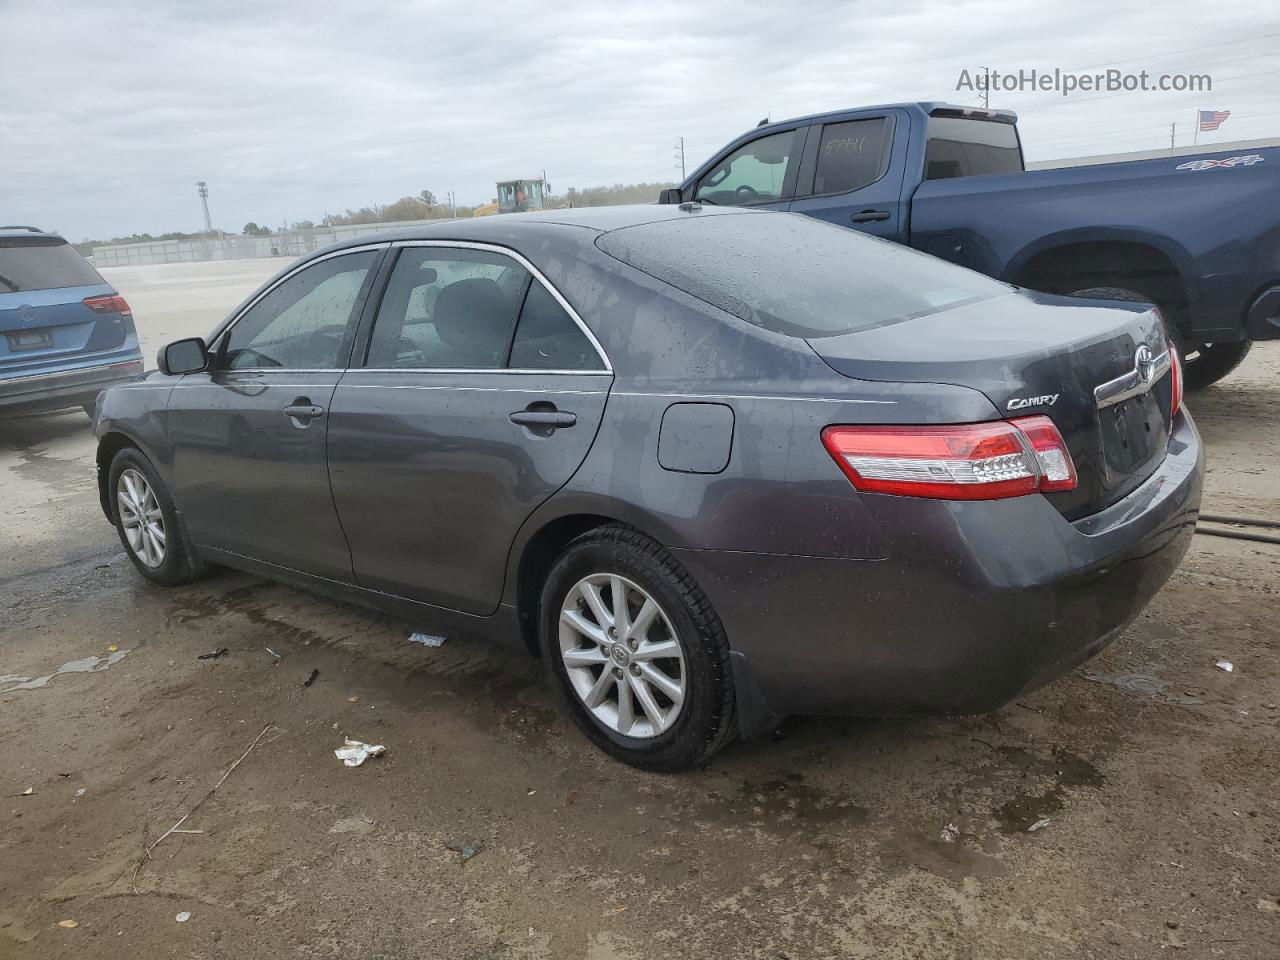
[595,212,1008,338]
[0,238,103,292]
[925,118,1023,180]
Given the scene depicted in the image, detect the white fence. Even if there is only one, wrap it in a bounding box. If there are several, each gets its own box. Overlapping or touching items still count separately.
[91,218,455,267]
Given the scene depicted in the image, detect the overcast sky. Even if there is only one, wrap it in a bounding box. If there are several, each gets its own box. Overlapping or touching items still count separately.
[3,0,1278,241]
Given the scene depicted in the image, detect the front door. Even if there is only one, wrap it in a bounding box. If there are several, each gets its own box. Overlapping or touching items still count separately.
[788,112,908,241]
[327,243,612,614]
[167,247,383,580]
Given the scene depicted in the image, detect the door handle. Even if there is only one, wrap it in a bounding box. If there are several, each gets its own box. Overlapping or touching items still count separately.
[509,410,577,428]
[283,401,325,422]
[851,209,891,223]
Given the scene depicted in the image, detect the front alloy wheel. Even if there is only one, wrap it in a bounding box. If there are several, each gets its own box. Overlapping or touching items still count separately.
[117,467,166,567]
[559,574,687,738]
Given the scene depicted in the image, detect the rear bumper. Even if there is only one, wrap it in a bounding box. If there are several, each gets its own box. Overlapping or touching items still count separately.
[674,410,1203,731]
[0,358,145,417]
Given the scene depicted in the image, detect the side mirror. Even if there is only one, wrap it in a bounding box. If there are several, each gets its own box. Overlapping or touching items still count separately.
[158,337,208,375]
[658,188,683,205]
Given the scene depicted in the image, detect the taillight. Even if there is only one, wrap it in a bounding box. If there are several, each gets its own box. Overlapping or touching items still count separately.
[1168,342,1183,416]
[821,418,1077,500]
[83,294,132,319]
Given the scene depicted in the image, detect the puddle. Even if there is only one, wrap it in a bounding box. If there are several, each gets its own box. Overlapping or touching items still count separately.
[1086,665,1204,705]
[992,746,1104,834]
[1,651,129,691]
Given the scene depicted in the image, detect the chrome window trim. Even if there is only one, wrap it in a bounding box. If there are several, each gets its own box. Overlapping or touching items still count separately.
[356,367,611,377]
[206,243,390,356]
[1094,347,1171,410]
[386,239,613,374]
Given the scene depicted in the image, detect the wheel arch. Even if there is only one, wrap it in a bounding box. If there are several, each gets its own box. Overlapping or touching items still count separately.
[508,501,685,658]
[1004,231,1196,322]
[96,429,153,522]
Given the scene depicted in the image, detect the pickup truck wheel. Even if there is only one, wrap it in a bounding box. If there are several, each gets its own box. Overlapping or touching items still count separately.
[1069,285,1249,390]
[1178,340,1252,391]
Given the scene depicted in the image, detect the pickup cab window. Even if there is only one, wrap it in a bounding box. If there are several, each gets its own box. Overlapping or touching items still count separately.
[925,117,1023,179]
[695,130,797,205]
[811,117,892,195]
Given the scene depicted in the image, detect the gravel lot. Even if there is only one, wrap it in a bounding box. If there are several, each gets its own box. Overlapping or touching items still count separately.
[2,259,1277,959]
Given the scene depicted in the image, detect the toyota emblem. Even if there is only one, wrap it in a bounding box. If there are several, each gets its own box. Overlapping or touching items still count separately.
[1134,344,1155,384]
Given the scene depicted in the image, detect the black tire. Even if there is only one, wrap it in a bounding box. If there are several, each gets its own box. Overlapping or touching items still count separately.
[538,525,736,771]
[1069,286,1251,390]
[108,447,208,586]
[1179,339,1252,391]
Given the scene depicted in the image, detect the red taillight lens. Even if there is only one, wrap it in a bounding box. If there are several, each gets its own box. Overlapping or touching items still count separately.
[1009,415,1077,492]
[1168,341,1183,416]
[821,418,1077,500]
[83,294,132,318]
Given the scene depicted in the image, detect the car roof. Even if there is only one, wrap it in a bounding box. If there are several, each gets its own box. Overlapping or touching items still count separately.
[0,226,67,243]
[318,204,767,251]
[736,101,1019,138]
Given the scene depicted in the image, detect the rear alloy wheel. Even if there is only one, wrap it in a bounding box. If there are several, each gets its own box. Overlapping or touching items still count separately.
[540,525,736,771]
[109,447,208,586]
[559,573,687,739]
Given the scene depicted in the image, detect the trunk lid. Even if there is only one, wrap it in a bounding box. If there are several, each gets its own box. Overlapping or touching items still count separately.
[808,290,1174,519]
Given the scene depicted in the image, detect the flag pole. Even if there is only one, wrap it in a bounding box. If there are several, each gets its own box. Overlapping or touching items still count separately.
[1193,108,1199,147]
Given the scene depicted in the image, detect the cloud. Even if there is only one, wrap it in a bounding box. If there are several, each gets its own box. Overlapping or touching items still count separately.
[2,0,1276,239]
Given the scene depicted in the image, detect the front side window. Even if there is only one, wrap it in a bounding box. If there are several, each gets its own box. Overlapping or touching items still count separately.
[695,130,797,206]
[365,247,529,369]
[811,117,892,195]
[222,250,377,369]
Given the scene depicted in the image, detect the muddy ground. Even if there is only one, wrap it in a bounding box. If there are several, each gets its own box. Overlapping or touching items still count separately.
[1,260,1277,959]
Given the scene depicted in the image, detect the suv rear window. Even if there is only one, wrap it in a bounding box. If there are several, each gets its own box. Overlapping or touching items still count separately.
[596,212,1008,338]
[925,118,1023,180]
[0,238,103,292]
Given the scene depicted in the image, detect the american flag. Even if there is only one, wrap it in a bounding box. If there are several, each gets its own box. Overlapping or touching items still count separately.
[1199,110,1231,132]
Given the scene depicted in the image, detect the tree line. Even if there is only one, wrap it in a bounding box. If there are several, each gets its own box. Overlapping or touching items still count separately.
[75,181,679,253]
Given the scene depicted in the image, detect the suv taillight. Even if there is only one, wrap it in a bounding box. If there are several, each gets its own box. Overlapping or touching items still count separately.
[821,417,1077,500]
[1168,342,1183,416]
[83,294,132,319]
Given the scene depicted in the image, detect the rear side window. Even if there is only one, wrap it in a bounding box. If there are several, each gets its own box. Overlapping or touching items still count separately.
[0,238,102,292]
[366,247,529,369]
[925,118,1022,180]
[811,117,892,195]
[509,283,603,371]
[597,212,1008,339]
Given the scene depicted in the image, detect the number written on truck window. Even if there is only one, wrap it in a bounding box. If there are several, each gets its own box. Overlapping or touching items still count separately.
[812,117,892,195]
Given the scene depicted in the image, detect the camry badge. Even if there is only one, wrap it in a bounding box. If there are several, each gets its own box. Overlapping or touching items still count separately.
[1006,394,1059,411]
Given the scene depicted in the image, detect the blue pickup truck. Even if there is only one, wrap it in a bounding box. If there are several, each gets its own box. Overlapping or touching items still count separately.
[660,102,1280,388]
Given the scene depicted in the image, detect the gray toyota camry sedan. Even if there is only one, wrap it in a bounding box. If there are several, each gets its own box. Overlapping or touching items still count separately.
[94,205,1202,770]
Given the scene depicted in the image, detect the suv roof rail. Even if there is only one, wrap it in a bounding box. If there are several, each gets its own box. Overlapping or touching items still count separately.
[0,225,46,233]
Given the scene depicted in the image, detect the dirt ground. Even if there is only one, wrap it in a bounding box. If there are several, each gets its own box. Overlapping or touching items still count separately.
[1,259,1277,959]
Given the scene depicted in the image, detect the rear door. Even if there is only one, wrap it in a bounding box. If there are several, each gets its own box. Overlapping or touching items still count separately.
[327,241,612,614]
[789,110,909,240]
[0,235,133,379]
[167,246,384,581]
[690,126,807,209]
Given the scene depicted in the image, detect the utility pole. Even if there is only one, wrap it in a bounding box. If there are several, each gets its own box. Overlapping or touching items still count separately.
[448,190,456,216]
[978,67,990,109]
[674,137,686,180]
[196,181,213,234]
[1170,122,1176,151]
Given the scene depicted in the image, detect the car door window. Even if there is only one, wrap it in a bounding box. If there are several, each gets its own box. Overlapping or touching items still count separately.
[508,282,604,371]
[810,117,892,195]
[695,129,797,206]
[222,250,378,369]
[366,247,529,369]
